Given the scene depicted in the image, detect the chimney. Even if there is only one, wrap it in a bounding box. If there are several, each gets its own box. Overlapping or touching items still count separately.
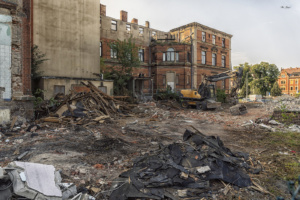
[100,4,106,16]
[145,21,150,28]
[120,10,128,22]
[131,18,138,24]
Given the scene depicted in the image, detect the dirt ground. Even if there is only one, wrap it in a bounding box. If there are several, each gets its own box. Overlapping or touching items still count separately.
[0,101,299,199]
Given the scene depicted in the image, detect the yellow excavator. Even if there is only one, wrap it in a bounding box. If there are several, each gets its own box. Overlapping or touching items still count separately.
[179,68,243,110]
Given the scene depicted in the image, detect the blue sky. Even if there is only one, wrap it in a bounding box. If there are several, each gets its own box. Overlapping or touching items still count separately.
[100,0,300,70]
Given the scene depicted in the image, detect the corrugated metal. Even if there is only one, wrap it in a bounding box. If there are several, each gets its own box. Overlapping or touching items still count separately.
[0,15,12,100]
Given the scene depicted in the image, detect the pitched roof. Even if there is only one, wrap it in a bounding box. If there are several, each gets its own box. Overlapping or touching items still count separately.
[281,67,300,74]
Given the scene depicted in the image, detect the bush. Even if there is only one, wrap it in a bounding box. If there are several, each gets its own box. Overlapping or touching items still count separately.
[216,89,226,103]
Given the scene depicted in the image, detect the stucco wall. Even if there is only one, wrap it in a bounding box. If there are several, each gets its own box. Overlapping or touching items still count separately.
[33,0,100,78]
[41,79,114,100]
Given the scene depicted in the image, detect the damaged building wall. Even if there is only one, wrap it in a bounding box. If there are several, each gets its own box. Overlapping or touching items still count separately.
[100,5,232,95]
[33,0,106,99]
[170,23,232,90]
[0,0,34,125]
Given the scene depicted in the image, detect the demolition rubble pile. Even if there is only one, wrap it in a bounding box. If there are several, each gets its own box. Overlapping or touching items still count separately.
[0,162,95,200]
[40,82,131,125]
[109,129,258,200]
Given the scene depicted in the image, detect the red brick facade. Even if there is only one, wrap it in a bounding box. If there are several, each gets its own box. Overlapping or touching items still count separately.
[278,68,300,96]
[100,5,232,94]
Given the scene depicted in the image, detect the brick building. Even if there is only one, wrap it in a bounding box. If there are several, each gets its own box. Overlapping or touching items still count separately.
[278,67,300,96]
[0,0,34,124]
[100,4,232,98]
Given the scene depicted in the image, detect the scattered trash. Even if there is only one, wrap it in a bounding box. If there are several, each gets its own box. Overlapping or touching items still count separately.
[109,129,255,199]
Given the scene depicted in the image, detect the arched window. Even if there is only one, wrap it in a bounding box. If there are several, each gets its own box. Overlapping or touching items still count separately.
[281,80,286,84]
[163,48,179,62]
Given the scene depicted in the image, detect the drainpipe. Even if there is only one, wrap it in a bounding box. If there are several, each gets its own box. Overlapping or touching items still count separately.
[190,36,193,89]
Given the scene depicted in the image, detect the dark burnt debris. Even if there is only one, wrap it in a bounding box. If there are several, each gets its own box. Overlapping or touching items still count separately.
[109,129,258,200]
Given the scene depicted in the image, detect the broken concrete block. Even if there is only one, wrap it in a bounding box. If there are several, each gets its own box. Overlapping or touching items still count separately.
[196,166,211,174]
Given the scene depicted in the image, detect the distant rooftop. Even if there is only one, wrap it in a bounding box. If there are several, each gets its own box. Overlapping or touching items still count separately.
[170,22,233,38]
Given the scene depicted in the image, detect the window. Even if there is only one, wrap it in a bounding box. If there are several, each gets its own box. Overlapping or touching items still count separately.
[222,55,226,67]
[296,80,298,84]
[163,48,179,62]
[212,53,216,66]
[139,49,144,62]
[296,86,298,91]
[281,87,285,91]
[187,75,190,84]
[163,75,166,85]
[98,86,107,94]
[291,86,293,90]
[281,75,285,78]
[202,32,206,42]
[290,80,294,84]
[187,52,191,62]
[201,51,206,64]
[111,20,117,30]
[152,31,157,37]
[126,24,131,31]
[176,75,179,85]
[54,85,65,95]
[110,45,117,59]
[212,35,216,45]
[281,80,286,84]
[222,38,225,47]
[139,27,144,35]
[100,42,102,57]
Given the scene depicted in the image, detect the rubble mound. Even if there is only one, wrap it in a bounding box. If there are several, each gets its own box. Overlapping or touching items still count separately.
[109,129,255,200]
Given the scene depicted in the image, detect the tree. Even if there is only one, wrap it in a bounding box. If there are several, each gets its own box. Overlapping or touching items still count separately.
[270,82,282,96]
[104,37,140,95]
[250,62,279,96]
[234,63,252,98]
[31,45,48,79]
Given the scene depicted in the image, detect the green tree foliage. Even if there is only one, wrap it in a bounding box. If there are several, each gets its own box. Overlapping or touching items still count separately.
[31,45,48,79]
[216,89,226,103]
[250,62,279,96]
[234,63,252,98]
[104,37,140,95]
[270,81,282,96]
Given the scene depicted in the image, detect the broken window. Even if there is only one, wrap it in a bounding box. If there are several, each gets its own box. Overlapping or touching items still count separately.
[139,49,144,62]
[296,86,298,91]
[202,32,206,42]
[100,42,102,57]
[212,35,216,45]
[126,24,131,31]
[281,75,285,78]
[54,85,65,95]
[187,52,191,62]
[291,86,293,90]
[201,51,206,64]
[110,45,117,59]
[212,53,216,66]
[98,86,107,94]
[281,80,286,84]
[222,38,225,47]
[152,31,156,37]
[296,80,298,84]
[111,20,117,30]
[222,55,226,67]
[281,87,285,90]
[139,27,144,35]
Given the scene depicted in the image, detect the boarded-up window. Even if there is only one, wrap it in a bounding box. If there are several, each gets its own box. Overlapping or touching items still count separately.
[54,85,65,95]
[98,86,107,94]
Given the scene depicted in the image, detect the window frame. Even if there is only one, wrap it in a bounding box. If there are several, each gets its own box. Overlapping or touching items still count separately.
[212,35,216,45]
[163,48,179,62]
[138,48,144,62]
[212,53,216,66]
[202,32,206,42]
[201,51,206,65]
[281,80,286,84]
[111,20,117,31]
[139,27,144,35]
[110,45,117,59]
[221,55,226,67]
[126,24,131,31]
[222,38,225,47]
[100,42,102,57]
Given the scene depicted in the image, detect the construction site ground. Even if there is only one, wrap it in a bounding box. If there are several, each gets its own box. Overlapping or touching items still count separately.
[1,101,299,199]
